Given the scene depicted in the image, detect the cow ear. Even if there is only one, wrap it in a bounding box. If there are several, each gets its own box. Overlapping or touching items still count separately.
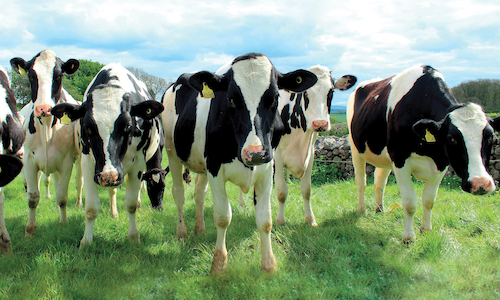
[278,69,318,93]
[0,154,23,187]
[131,100,164,120]
[10,57,28,75]
[333,75,357,91]
[52,103,86,123]
[489,116,500,132]
[412,119,442,143]
[188,71,227,99]
[62,59,80,75]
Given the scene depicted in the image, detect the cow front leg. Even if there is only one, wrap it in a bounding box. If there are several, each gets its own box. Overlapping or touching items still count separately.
[274,157,288,226]
[108,188,118,218]
[421,175,444,233]
[254,165,277,272]
[393,166,418,243]
[351,146,367,214]
[80,155,100,247]
[0,190,12,254]
[43,174,51,199]
[54,168,71,224]
[125,173,141,243]
[194,173,207,235]
[374,168,391,213]
[24,158,40,237]
[209,176,231,274]
[168,155,188,239]
[301,155,317,227]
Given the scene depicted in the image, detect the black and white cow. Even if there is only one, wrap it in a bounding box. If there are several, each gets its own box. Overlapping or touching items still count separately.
[272,65,355,226]
[347,64,500,243]
[11,50,82,236]
[0,65,25,253]
[51,63,164,246]
[162,53,317,273]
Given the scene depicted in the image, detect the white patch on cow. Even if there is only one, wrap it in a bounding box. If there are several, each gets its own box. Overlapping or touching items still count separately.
[32,50,57,108]
[0,77,11,124]
[232,56,272,148]
[449,103,493,182]
[387,65,426,118]
[152,173,160,184]
[303,65,333,130]
[92,87,124,174]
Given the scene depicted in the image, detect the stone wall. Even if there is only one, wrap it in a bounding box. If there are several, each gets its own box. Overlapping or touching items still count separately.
[314,135,500,182]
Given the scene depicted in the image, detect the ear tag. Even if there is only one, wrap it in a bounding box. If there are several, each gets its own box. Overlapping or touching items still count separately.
[61,113,72,125]
[424,129,436,143]
[18,68,26,75]
[201,82,215,99]
[146,108,152,115]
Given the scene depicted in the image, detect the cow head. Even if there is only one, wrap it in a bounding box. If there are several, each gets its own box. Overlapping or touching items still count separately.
[413,103,500,194]
[299,65,356,132]
[52,91,164,187]
[10,50,79,118]
[142,168,167,209]
[187,53,318,167]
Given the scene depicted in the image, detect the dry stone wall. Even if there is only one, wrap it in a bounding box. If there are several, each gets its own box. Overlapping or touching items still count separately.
[314,135,500,183]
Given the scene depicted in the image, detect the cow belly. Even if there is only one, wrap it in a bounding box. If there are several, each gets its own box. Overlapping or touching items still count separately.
[277,130,315,178]
[406,154,447,182]
[359,145,393,169]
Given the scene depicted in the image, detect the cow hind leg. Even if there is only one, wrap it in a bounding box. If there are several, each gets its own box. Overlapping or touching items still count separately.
[53,171,70,224]
[75,155,83,207]
[168,156,188,239]
[194,174,207,235]
[274,160,288,225]
[108,188,118,218]
[43,174,51,199]
[25,164,41,236]
[80,156,100,247]
[0,190,12,254]
[421,178,443,233]
[374,168,391,213]
[125,174,141,243]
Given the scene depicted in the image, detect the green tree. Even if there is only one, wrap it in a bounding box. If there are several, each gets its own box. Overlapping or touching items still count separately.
[452,79,500,113]
[9,69,31,107]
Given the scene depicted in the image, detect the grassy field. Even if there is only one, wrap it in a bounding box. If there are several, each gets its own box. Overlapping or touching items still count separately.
[1,164,500,299]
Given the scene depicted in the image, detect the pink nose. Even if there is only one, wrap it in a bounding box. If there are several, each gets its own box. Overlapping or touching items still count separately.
[35,104,52,117]
[99,172,119,186]
[312,120,329,132]
[470,177,493,194]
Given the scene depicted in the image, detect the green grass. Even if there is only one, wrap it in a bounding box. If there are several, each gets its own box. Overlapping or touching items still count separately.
[1,167,500,299]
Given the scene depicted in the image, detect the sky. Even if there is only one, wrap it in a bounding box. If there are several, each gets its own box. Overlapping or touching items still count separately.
[1,0,499,106]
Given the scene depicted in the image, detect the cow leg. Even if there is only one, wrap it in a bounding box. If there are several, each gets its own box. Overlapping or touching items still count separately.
[301,152,317,227]
[75,155,83,207]
[24,157,41,237]
[0,189,12,254]
[55,157,73,224]
[168,155,188,239]
[392,166,418,243]
[108,188,118,218]
[43,174,51,199]
[274,156,288,225]
[80,155,100,247]
[421,176,444,233]
[374,168,391,213]
[351,146,367,214]
[125,172,141,243]
[209,175,231,274]
[254,164,277,272]
[238,188,246,207]
[194,173,207,235]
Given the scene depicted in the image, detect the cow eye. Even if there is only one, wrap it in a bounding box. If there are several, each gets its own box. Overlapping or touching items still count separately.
[228,98,236,108]
[448,135,457,145]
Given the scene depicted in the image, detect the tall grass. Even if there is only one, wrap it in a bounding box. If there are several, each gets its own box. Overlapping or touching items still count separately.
[1,167,500,299]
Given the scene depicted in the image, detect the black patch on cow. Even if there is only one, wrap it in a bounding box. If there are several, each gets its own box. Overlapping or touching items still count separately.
[28,113,36,134]
[280,104,292,135]
[172,81,198,164]
[289,93,307,132]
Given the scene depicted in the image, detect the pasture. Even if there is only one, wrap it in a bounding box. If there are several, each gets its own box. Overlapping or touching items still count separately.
[1,160,500,299]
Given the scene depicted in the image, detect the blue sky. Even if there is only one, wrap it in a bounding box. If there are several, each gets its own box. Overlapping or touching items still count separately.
[1,0,499,106]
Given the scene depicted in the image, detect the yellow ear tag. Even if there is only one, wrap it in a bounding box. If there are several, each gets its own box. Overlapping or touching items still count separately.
[388,203,400,213]
[201,82,215,99]
[18,68,26,75]
[61,113,72,125]
[424,129,436,143]
[146,108,152,115]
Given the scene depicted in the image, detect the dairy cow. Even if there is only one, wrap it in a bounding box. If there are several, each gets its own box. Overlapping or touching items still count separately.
[0,65,25,253]
[272,65,356,226]
[162,53,317,273]
[51,63,163,246]
[11,50,82,236]
[347,65,500,243]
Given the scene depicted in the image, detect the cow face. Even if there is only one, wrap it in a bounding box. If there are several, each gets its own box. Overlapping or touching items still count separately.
[142,168,167,209]
[188,53,318,167]
[10,50,79,118]
[52,93,163,187]
[302,65,356,132]
[413,103,500,194]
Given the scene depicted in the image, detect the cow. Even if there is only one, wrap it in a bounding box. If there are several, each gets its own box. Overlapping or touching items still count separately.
[10,50,83,236]
[162,53,318,273]
[271,65,356,227]
[0,65,25,253]
[51,63,164,246]
[347,64,500,243]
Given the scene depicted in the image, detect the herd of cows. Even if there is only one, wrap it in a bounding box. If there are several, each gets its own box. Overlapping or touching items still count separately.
[0,50,498,273]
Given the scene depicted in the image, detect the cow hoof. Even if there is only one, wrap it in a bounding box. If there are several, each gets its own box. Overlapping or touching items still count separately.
[402,234,416,245]
[262,254,277,273]
[305,216,318,227]
[211,249,228,274]
[79,239,92,249]
[375,206,384,213]
[195,223,205,235]
[25,225,37,238]
[128,232,140,243]
[276,217,286,226]
[357,207,366,215]
[420,225,432,233]
[0,234,12,254]
[111,211,119,219]
[177,224,188,240]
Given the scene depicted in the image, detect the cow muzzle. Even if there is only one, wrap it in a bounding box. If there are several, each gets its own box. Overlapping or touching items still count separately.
[242,145,270,166]
[35,104,53,117]
[311,120,329,132]
[469,176,495,195]
[96,171,122,187]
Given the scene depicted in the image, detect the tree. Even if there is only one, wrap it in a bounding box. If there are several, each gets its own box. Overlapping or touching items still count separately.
[452,79,500,113]
[127,67,172,101]
[9,69,31,107]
